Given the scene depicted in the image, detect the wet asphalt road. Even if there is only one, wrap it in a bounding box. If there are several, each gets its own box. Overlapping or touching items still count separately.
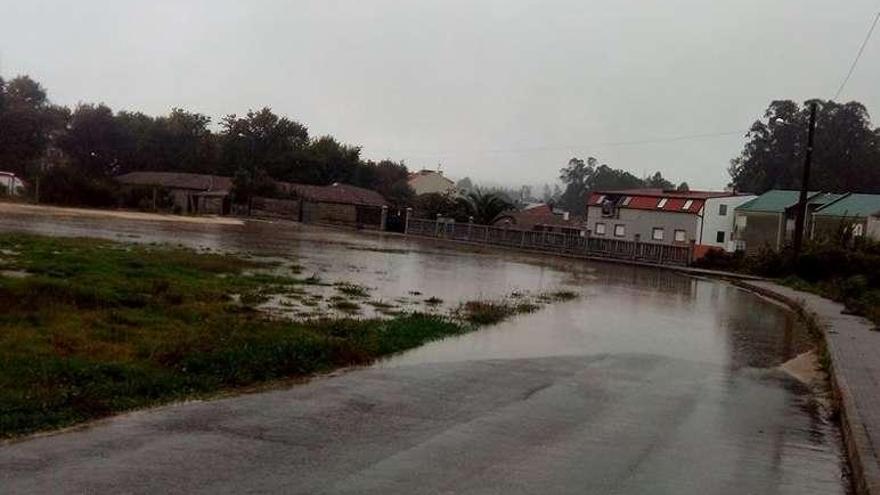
[0,205,850,493]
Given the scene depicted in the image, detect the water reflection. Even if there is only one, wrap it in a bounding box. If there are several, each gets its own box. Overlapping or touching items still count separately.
[0,208,849,494]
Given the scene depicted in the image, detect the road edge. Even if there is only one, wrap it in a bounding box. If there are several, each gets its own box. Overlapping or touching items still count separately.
[732,279,880,495]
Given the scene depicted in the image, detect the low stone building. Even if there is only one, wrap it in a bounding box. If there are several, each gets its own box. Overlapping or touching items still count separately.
[276,182,389,230]
[116,172,232,214]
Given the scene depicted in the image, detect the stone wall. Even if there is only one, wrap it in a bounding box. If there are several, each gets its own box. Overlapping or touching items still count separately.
[251,197,301,219]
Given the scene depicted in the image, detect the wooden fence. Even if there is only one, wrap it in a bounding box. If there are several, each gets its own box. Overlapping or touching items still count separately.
[405,218,693,266]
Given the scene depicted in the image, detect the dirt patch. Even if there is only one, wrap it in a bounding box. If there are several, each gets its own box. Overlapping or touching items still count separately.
[0,202,243,226]
[779,349,823,386]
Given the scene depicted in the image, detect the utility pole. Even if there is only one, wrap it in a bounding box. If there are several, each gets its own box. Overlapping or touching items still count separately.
[792,101,818,256]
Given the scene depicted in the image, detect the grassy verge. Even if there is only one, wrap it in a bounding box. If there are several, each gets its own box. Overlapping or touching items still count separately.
[695,243,880,327]
[780,276,880,328]
[0,234,572,438]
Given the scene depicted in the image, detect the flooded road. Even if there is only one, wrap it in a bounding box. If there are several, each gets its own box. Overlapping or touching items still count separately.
[0,205,849,494]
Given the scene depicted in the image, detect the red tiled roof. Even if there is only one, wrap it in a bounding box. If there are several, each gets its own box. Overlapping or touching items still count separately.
[494,204,580,227]
[278,182,388,207]
[587,189,725,214]
[116,172,232,192]
[593,188,737,199]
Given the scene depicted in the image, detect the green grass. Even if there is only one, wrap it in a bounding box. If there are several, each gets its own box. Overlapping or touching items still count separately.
[334,283,370,298]
[781,275,880,328]
[455,290,580,325]
[331,300,361,313]
[366,300,396,310]
[0,234,483,438]
[0,234,581,438]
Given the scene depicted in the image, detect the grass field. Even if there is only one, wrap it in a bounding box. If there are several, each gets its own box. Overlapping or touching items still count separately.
[0,234,574,438]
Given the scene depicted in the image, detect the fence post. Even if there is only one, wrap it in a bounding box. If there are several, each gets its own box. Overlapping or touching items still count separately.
[380,206,388,231]
[435,214,442,237]
[404,208,413,234]
[468,216,474,241]
[633,234,640,261]
[688,239,696,265]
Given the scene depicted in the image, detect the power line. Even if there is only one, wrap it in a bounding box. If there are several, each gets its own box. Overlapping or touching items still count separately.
[376,11,878,161]
[833,10,880,101]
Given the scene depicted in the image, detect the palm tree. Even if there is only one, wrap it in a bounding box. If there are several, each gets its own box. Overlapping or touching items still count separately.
[460,189,513,224]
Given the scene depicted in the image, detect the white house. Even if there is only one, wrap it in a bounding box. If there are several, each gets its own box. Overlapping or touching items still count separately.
[585,189,755,255]
[0,172,26,196]
[701,194,757,251]
[407,170,456,196]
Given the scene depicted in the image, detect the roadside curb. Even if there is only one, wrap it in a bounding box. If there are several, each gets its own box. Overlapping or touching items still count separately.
[732,280,880,495]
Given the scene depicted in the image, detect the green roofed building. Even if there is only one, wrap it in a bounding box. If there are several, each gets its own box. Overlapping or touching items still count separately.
[812,193,880,242]
[732,190,844,253]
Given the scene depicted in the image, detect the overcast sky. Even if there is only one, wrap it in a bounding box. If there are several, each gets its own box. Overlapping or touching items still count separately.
[2,0,878,190]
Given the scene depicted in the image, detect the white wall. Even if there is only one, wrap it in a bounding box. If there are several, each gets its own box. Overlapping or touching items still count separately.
[0,174,25,195]
[701,195,756,251]
[408,173,456,196]
[867,216,880,242]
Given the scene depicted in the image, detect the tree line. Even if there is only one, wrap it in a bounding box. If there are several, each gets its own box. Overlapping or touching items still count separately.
[729,99,880,194]
[0,75,414,206]
[5,74,877,215]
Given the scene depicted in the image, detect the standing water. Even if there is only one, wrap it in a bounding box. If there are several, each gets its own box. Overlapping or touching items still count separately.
[0,204,850,494]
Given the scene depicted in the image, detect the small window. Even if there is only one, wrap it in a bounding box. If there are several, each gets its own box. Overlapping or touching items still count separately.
[595,222,606,235]
[622,196,633,206]
[614,224,626,237]
[716,231,726,243]
[719,204,728,216]
[674,229,687,242]
[656,198,668,208]
[682,199,693,210]
[652,227,664,241]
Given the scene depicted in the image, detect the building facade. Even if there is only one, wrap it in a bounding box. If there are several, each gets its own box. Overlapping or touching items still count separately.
[407,170,456,196]
[811,193,880,242]
[585,189,753,254]
[276,182,389,230]
[115,172,232,214]
[0,172,26,196]
[867,213,880,241]
[733,190,844,253]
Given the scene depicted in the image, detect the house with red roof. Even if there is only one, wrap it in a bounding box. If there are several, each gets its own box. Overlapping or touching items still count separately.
[493,203,583,235]
[585,188,755,255]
